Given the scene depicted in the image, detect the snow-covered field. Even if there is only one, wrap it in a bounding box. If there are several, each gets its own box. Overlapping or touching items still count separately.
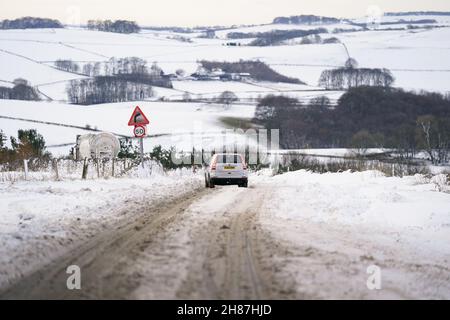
[0,14,449,158]
[1,16,449,100]
[0,99,256,154]
[1,15,449,157]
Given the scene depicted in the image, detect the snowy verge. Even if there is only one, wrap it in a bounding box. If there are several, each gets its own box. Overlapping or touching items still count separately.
[0,169,203,289]
[256,170,450,298]
[259,170,450,254]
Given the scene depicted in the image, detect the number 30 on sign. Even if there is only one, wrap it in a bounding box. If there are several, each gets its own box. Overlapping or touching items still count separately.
[134,125,146,138]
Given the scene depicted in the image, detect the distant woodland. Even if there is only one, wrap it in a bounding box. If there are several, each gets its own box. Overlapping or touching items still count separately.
[0,17,63,29]
[255,87,450,164]
[87,20,140,34]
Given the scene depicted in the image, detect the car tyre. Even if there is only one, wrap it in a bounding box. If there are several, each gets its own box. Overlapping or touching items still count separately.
[204,173,210,188]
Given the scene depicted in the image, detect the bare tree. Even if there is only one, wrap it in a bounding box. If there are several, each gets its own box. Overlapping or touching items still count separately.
[417,115,449,164]
[83,63,93,76]
[309,96,331,107]
[351,130,374,156]
[217,91,238,106]
[55,60,80,73]
[345,57,359,69]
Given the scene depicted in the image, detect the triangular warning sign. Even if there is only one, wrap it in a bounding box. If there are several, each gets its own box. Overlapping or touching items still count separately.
[128,106,150,126]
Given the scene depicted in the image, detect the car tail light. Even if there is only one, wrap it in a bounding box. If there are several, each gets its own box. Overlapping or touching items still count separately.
[239,155,247,170]
[211,158,217,170]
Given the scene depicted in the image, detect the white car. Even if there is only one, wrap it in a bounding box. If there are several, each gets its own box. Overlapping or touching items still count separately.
[205,153,248,188]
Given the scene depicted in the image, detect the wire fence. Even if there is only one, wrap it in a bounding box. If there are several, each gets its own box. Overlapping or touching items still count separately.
[0,157,162,182]
[274,152,449,178]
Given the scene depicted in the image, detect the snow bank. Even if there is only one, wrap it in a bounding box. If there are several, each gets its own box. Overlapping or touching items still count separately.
[265,170,450,227]
[251,169,450,299]
[259,170,450,256]
[0,170,203,289]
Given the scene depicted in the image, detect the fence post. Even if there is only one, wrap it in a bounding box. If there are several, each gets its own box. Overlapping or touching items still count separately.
[53,158,59,180]
[191,147,195,172]
[245,145,249,165]
[82,157,88,180]
[112,158,115,177]
[96,158,100,178]
[23,159,29,180]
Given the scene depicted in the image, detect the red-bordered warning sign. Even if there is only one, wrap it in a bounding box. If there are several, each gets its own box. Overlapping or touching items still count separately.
[128,106,150,126]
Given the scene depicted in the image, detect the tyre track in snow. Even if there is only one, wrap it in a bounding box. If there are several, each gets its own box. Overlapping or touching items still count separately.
[176,186,296,299]
[220,197,267,299]
[0,188,210,299]
[0,180,295,300]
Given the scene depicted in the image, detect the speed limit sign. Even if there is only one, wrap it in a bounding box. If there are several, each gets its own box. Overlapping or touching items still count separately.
[133,125,146,138]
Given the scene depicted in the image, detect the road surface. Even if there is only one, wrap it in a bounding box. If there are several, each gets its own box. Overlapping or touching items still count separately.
[1,179,449,299]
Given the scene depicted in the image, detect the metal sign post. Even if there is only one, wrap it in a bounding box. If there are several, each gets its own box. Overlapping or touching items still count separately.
[128,107,150,169]
[140,137,144,168]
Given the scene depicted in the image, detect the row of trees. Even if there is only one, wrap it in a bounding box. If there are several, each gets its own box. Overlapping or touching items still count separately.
[66,76,154,105]
[273,15,340,25]
[255,87,450,164]
[385,11,450,16]
[55,57,172,88]
[227,28,327,46]
[0,78,40,101]
[54,60,81,73]
[319,67,395,89]
[64,57,173,104]
[55,57,148,75]
[285,35,340,45]
[249,28,327,46]
[109,57,151,75]
[0,17,63,29]
[87,20,140,34]
[55,57,154,77]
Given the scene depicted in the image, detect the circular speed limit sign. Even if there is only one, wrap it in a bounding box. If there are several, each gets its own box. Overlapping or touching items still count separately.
[133,125,146,138]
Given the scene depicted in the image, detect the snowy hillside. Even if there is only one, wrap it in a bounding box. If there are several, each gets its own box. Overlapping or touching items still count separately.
[1,15,450,98]
[1,13,450,156]
[0,100,256,154]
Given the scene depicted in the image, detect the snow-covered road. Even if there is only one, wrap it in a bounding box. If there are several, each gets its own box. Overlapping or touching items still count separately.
[0,170,449,299]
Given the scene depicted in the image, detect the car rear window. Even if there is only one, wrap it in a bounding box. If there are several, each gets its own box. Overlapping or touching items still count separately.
[215,154,243,164]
